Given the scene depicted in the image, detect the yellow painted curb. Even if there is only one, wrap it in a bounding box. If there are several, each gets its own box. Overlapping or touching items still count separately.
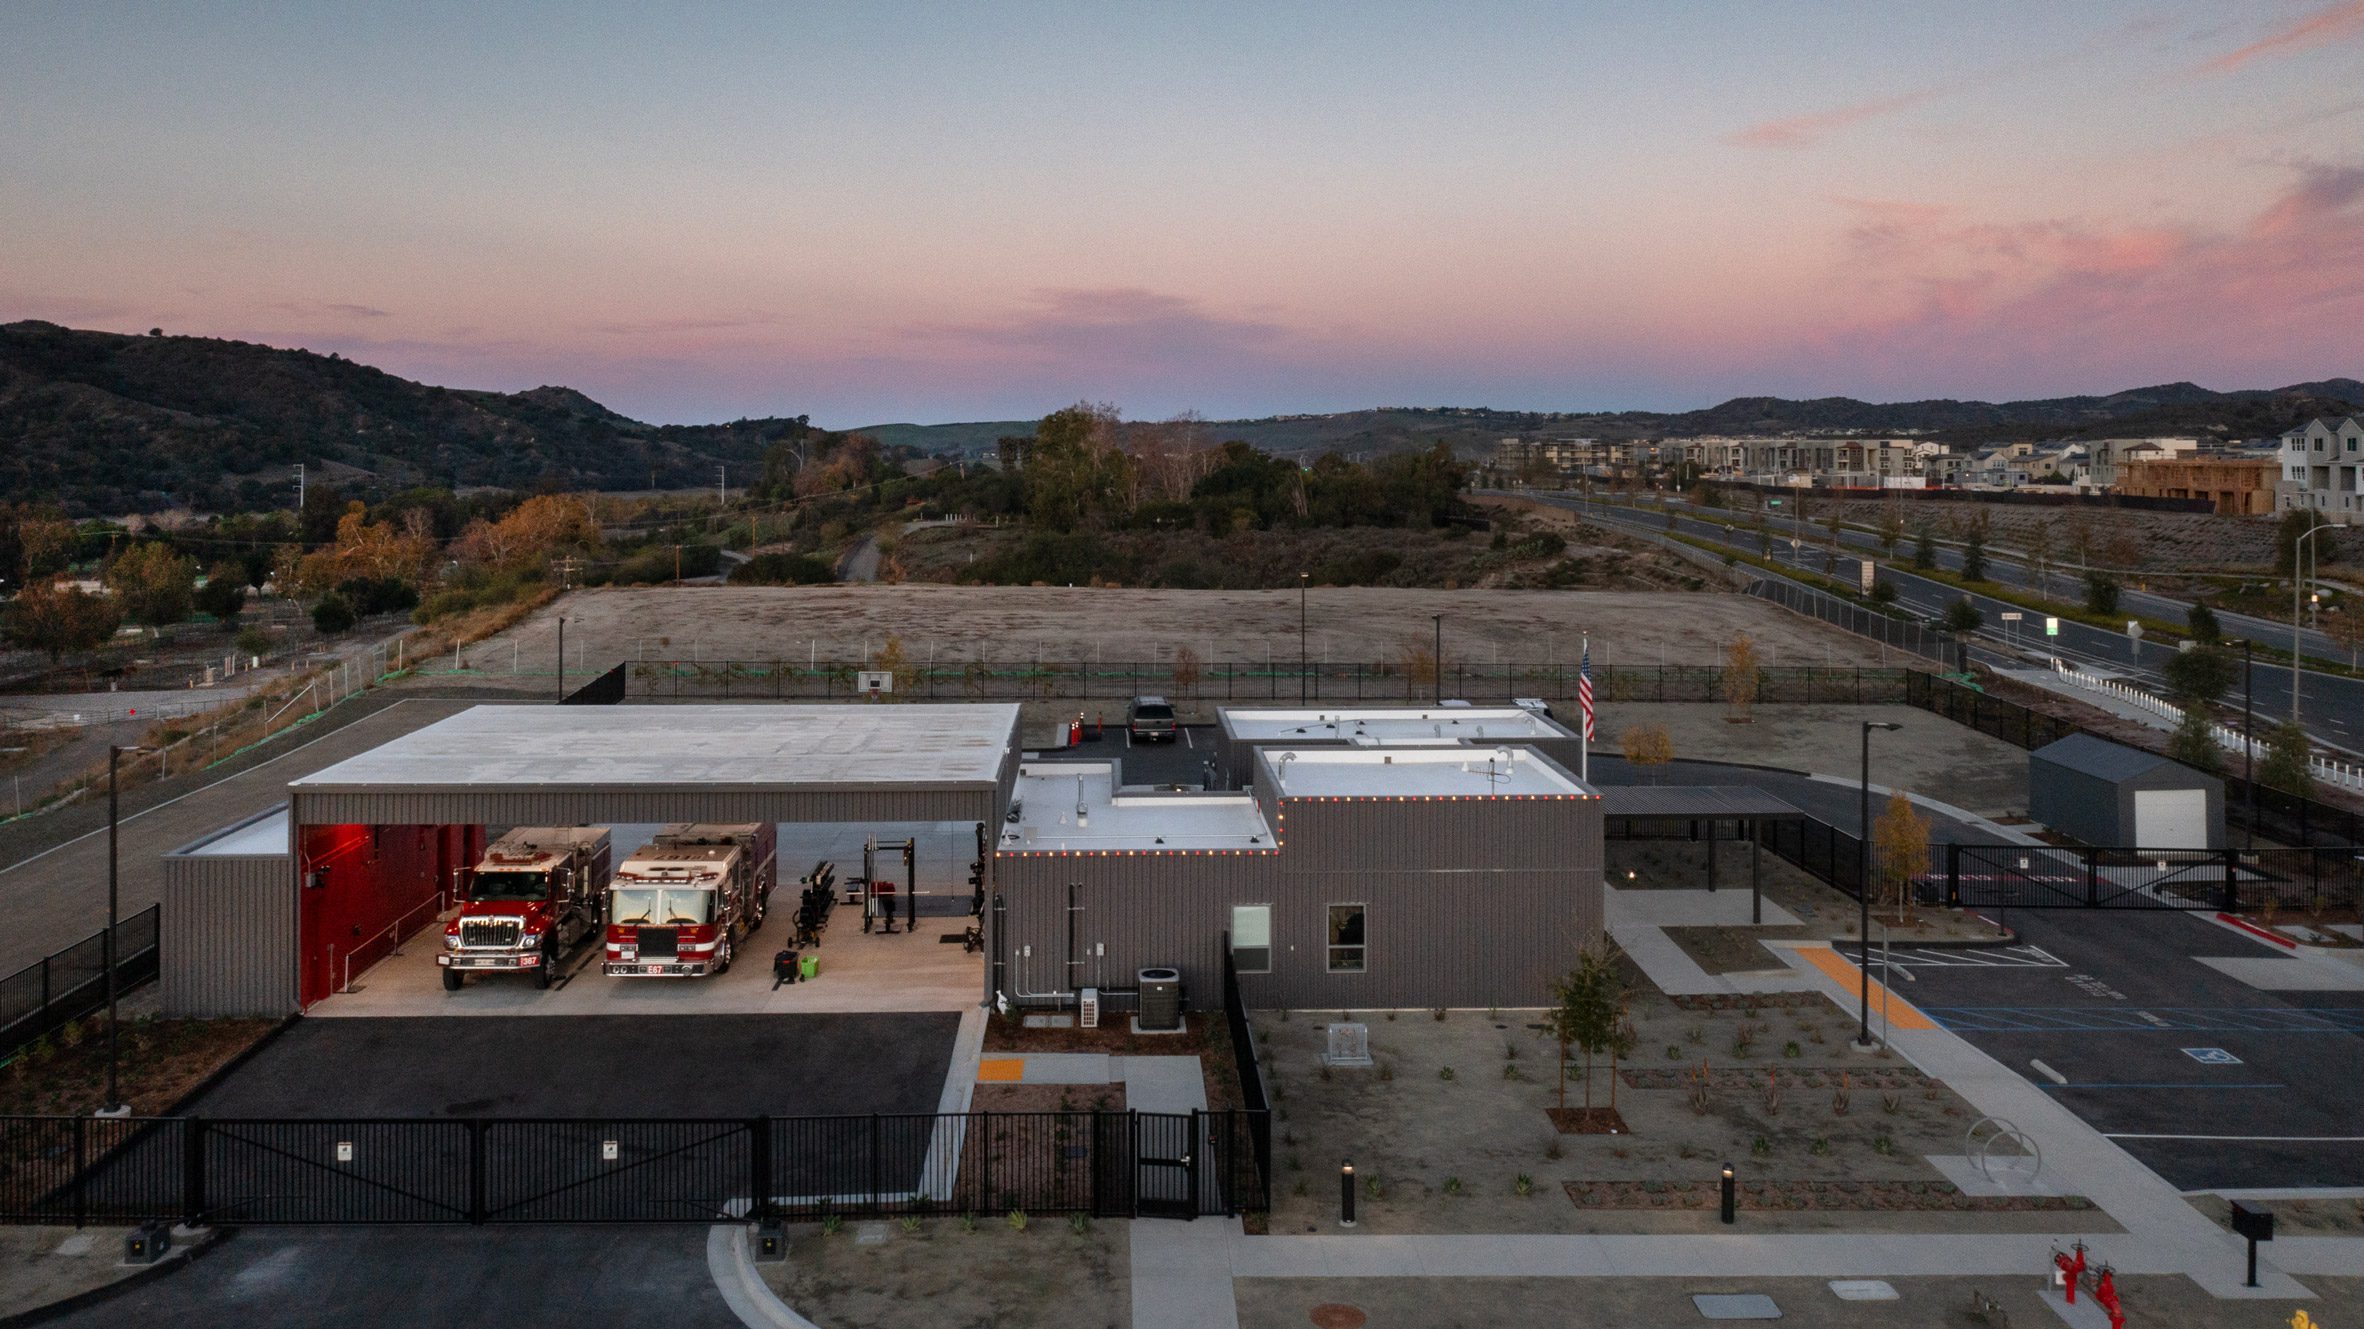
[1796,945,1937,1032]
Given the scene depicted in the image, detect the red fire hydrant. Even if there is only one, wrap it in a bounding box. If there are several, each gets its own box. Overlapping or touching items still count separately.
[2093,1267,2124,1329]
[2053,1242,2087,1303]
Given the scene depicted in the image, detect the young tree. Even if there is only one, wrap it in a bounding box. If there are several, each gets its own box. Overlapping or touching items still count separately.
[1911,523,1937,571]
[871,633,917,699]
[1958,510,1990,582]
[1399,637,1440,697]
[1943,597,1984,637]
[1721,632,1760,723]
[2026,521,2055,598]
[6,581,121,662]
[2168,707,2223,775]
[1618,724,1674,783]
[2085,572,2120,617]
[1171,644,1203,698]
[2274,509,2340,576]
[1548,944,1624,1117]
[2260,722,2314,798]
[102,543,196,629]
[2186,601,2221,644]
[1875,505,1904,560]
[1871,789,1930,925]
[2330,605,2364,669]
[1821,507,1845,572]
[2162,643,2235,708]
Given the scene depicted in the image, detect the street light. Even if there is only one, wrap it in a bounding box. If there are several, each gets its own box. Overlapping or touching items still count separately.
[2294,520,2335,723]
[556,616,566,702]
[1298,572,1309,706]
[1432,615,1443,705]
[103,744,147,1115]
[1857,721,1901,1051]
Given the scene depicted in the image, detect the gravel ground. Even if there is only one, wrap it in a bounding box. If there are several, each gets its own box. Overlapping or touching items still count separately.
[441,585,1886,684]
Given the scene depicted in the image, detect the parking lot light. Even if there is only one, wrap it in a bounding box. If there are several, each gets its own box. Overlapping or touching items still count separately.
[1340,1160,1356,1228]
[1857,721,1901,1052]
[102,744,148,1117]
[1720,1164,1736,1224]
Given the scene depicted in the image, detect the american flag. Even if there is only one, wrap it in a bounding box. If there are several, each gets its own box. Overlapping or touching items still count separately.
[1578,637,1595,742]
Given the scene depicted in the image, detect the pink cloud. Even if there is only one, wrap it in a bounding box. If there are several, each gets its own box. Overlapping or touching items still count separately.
[1785,162,2364,394]
[1726,90,1940,150]
[2197,0,2364,74]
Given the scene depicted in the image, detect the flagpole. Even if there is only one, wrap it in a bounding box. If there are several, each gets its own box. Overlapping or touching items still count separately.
[1579,632,1591,785]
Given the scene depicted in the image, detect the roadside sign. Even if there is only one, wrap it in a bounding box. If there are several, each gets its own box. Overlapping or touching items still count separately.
[857,670,893,694]
[1768,499,1782,507]
[2045,617,2059,637]
[1859,560,1875,593]
[2000,612,2022,622]
[2127,621,2143,640]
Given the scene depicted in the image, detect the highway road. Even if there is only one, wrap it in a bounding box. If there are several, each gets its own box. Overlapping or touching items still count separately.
[1532,490,2349,667]
[1512,492,2364,755]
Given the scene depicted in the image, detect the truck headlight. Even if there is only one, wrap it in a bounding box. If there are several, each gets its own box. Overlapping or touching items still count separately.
[445,933,461,950]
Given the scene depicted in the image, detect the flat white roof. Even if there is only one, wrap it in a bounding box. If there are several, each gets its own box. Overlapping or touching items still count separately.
[177,806,291,857]
[290,704,1020,791]
[1001,762,1275,855]
[1222,706,1568,744]
[1260,746,1592,800]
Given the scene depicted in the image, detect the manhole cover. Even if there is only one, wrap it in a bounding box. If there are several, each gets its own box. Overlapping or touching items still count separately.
[1308,1306,1367,1329]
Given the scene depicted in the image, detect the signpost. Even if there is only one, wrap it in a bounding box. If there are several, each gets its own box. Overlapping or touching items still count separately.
[2000,610,2022,648]
[1858,559,1875,594]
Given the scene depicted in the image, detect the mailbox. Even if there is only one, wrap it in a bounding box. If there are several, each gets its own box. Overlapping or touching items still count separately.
[2230,1201,2274,1243]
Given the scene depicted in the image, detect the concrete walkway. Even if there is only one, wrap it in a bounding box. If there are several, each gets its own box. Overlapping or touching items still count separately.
[1606,886,1816,998]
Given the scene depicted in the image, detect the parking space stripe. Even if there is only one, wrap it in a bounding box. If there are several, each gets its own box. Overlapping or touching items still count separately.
[1926,1006,2364,1034]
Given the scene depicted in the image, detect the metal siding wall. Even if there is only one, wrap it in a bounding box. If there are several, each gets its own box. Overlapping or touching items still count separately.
[162,856,298,1018]
[992,797,1606,1013]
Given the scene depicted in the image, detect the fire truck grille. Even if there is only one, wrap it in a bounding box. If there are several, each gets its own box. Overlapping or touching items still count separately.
[637,927,678,959]
[460,920,523,949]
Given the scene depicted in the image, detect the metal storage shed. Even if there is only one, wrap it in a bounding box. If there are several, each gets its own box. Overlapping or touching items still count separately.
[2028,733,2223,849]
[162,805,299,1017]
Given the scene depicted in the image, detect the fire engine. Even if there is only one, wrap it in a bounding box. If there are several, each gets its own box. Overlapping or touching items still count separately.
[603,823,778,978]
[440,826,613,991]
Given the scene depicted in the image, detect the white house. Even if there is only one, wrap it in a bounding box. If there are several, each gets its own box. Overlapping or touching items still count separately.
[2280,417,2364,525]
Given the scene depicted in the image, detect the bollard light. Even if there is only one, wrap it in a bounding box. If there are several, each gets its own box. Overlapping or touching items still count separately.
[1340,1161,1357,1228]
[1720,1164,1736,1225]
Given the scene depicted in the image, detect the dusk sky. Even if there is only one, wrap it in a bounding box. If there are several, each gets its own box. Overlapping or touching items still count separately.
[5,1,2363,427]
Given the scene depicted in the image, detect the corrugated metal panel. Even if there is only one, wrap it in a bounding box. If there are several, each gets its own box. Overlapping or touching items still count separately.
[293,787,1000,827]
[162,854,298,1018]
[991,796,1603,1013]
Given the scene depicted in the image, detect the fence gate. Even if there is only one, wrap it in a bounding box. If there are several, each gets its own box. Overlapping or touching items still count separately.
[1133,1111,1198,1220]
[1946,845,2238,911]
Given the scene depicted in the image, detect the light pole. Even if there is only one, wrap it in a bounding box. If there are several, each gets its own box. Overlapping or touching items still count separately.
[1432,615,1443,705]
[104,744,145,1114]
[1857,721,1901,1050]
[2242,639,2255,851]
[1298,572,1309,706]
[556,616,566,701]
[2294,519,2334,723]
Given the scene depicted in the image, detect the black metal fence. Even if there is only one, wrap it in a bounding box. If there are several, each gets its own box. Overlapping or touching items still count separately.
[1220,948,1272,1202]
[1755,816,1869,901]
[626,659,1909,706]
[0,1108,1268,1227]
[0,906,159,1062]
[1945,844,2361,914]
[1905,671,2364,849]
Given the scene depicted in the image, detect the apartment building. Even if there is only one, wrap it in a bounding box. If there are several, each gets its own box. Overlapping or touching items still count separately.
[2118,453,2280,516]
[2279,417,2364,524]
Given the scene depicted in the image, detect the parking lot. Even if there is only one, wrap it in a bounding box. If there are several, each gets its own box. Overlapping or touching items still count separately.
[1871,910,2364,1190]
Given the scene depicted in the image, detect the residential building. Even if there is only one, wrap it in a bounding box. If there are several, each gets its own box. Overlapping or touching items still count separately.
[2279,417,2364,525]
[2079,437,2201,492]
[2117,453,2280,517]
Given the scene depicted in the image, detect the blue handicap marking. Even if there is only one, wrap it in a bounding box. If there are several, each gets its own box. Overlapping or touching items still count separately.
[2182,1047,2243,1065]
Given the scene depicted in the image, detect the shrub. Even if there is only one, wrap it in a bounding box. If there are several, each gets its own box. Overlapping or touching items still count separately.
[310,593,356,635]
[728,551,835,586]
[334,576,420,618]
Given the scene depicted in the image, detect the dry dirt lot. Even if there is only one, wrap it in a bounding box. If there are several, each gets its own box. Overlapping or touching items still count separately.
[1592,702,2032,816]
[764,1217,1127,1329]
[446,585,1886,681]
[1254,998,2092,1238]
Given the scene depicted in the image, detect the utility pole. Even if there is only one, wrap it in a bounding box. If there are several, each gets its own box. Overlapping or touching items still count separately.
[1432,615,1443,705]
[295,463,305,513]
[719,464,727,509]
[1299,572,1309,705]
[556,617,566,701]
[2242,639,2255,851]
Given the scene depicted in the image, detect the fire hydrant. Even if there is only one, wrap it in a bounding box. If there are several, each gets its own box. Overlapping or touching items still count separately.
[2053,1242,2088,1303]
[2092,1267,2124,1329]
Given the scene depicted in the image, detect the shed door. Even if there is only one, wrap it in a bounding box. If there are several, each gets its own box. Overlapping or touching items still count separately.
[2132,788,2207,850]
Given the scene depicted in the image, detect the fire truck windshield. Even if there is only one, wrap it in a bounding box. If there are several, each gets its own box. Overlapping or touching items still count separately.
[471,870,553,902]
[609,886,712,927]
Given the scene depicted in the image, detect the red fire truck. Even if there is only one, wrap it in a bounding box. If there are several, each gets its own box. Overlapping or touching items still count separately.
[439,826,613,991]
[603,823,778,978]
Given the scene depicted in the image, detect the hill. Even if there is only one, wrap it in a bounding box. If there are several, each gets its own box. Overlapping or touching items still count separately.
[0,321,809,514]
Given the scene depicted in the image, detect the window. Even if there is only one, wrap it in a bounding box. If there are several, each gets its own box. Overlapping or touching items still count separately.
[1326,903,1366,973]
[1230,905,1272,974]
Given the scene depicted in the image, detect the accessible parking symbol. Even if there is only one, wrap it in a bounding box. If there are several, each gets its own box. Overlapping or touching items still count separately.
[2181,1047,2243,1066]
